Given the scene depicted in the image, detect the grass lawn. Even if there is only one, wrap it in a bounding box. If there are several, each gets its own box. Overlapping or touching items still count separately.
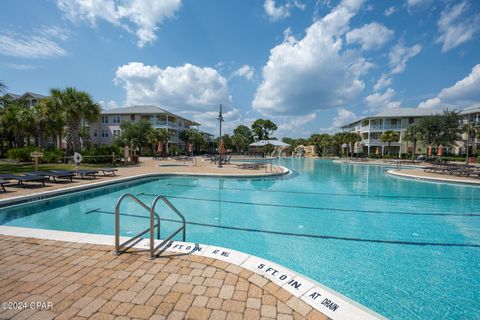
[0,162,122,174]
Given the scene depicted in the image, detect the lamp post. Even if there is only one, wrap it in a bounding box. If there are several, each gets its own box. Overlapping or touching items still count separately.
[218,104,224,168]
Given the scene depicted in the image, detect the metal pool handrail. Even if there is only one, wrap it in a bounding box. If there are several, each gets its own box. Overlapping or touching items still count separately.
[149,195,186,259]
[114,193,160,255]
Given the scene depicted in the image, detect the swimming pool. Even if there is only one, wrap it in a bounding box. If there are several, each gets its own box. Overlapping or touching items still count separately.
[1,159,479,319]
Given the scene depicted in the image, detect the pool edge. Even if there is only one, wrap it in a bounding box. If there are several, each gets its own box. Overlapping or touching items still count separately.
[0,225,386,320]
[0,166,291,208]
[386,169,480,186]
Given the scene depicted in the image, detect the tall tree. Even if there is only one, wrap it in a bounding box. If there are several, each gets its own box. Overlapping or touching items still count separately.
[346,132,362,157]
[251,119,277,140]
[316,134,333,156]
[33,100,64,149]
[232,125,254,152]
[116,119,153,155]
[179,129,206,153]
[332,132,348,156]
[49,88,100,158]
[380,130,400,155]
[418,110,462,152]
[403,125,421,160]
[0,99,34,148]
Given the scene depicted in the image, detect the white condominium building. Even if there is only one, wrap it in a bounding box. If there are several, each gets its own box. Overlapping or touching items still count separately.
[341,108,440,156]
[89,105,200,149]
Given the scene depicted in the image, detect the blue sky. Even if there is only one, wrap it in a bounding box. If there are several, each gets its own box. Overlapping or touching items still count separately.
[1,0,479,137]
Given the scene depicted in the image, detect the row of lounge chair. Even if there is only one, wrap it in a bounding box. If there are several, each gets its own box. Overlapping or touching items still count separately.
[207,155,232,164]
[0,168,118,191]
[423,162,480,178]
[236,162,266,170]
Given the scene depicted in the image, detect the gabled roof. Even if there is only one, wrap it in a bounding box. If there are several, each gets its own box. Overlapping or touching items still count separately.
[101,105,200,125]
[21,92,48,99]
[2,92,49,100]
[2,93,21,100]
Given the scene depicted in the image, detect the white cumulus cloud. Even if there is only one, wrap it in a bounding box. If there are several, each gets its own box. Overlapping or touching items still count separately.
[56,0,182,47]
[436,1,480,52]
[384,6,396,16]
[332,108,358,128]
[388,41,422,74]
[99,100,119,110]
[114,62,232,118]
[418,64,480,109]
[346,22,394,50]
[231,65,255,81]
[263,0,305,21]
[253,0,366,116]
[364,88,401,112]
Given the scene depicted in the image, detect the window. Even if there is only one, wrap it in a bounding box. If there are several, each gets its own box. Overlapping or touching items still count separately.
[178,121,183,127]
[101,129,109,137]
[408,117,414,124]
[113,115,121,123]
[130,114,135,121]
[113,129,120,137]
[93,129,97,137]
[101,116,109,124]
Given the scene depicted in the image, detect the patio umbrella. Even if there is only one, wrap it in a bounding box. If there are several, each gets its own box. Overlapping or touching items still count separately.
[219,139,225,154]
[437,145,443,156]
[375,147,380,155]
[188,143,193,154]
[428,146,432,157]
[157,143,163,153]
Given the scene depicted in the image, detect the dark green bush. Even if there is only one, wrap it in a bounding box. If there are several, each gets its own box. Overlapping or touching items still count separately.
[41,150,64,163]
[7,146,37,162]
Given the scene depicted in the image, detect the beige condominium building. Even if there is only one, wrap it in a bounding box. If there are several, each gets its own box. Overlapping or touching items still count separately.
[89,105,200,150]
[341,108,440,156]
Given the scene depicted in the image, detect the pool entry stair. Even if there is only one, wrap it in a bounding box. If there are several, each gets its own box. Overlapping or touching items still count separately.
[114,193,186,259]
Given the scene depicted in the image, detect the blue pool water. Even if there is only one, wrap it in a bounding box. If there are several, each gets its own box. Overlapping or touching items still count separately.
[1,159,479,319]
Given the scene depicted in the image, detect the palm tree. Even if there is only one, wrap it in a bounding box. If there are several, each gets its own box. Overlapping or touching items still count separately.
[148,128,171,155]
[347,132,362,157]
[33,100,64,149]
[49,88,100,159]
[380,130,400,156]
[1,99,34,147]
[333,132,348,156]
[0,80,6,93]
[403,125,421,160]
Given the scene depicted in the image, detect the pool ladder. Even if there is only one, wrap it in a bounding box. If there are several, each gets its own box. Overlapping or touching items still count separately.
[113,193,186,259]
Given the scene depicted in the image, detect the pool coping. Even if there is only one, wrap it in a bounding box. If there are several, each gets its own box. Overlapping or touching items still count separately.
[332,159,425,169]
[387,169,480,186]
[0,225,386,320]
[0,166,291,208]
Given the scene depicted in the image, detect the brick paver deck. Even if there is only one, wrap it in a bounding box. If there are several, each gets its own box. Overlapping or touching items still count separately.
[0,236,329,320]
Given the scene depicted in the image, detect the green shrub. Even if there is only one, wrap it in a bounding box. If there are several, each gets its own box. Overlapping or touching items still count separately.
[41,150,64,163]
[81,145,121,163]
[7,146,37,162]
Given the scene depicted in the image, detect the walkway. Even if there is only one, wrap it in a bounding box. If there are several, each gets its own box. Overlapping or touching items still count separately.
[0,236,327,320]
